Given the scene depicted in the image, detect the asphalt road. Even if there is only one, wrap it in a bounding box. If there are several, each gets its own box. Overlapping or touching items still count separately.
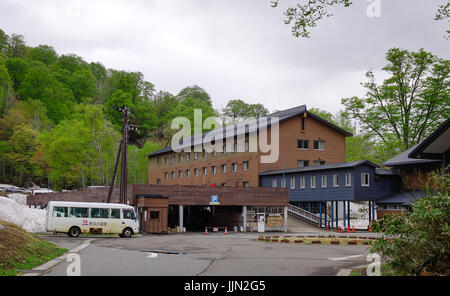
[39,233,371,276]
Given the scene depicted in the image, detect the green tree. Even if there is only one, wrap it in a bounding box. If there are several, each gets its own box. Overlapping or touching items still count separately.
[6,125,40,186]
[0,29,8,56]
[371,172,450,276]
[6,34,27,58]
[342,48,450,157]
[18,61,75,123]
[177,85,212,106]
[223,99,269,120]
[28,45,58,65]
[5,57,29,91]
[104,89,134,129]
[0,56,12,113]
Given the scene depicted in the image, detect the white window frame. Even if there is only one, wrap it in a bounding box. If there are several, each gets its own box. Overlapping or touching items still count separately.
[221,164,227,174]
[345,173,352,187]
[164,172,169,180]
[194,168,199,176]
[272,178,277,188]
[186,169,190,178]
[232,163,238,172]
[361,173,370,187]
[202,167,207,176]
[300,177,306,189]
[311,176,316,188]
[333,174,339,188]
[314,140,326,151]
[194,152,199,160]
[243,161,249,171]
[211,166,217,175]
[290,177,296,189]
[322,175,327,188]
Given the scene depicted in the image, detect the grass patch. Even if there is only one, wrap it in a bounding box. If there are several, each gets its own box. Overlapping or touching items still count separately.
[350,263,406,276]
[0,220,67,276]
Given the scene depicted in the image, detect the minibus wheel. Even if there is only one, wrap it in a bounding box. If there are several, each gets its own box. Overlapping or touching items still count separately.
[68,227,81,238]
[122,228,133,238]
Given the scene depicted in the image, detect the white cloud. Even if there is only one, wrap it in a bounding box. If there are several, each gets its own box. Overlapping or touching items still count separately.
[0,0,448,115]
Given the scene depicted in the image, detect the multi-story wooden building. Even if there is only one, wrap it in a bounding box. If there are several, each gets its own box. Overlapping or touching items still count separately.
[146,105,353,188]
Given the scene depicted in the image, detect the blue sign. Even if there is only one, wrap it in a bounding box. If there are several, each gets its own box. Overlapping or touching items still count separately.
[210,195,220,205]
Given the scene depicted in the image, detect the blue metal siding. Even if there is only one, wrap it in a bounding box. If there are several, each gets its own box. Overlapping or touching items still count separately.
[260,164,401,202]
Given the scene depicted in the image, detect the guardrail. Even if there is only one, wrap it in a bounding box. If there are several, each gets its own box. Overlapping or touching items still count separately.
[288,204,329,228]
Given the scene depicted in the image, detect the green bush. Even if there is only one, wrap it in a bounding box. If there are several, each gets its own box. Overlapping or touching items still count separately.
[371,172,450,275]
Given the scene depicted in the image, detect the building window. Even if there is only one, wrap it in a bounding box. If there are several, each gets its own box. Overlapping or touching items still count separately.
[272,178,277,188]
[171,156,175,164]
[300,177,306,189]
[157,157,161,165]
[203,150,207,158]
[156,179,161,184]
[243,161,249,171]
[178,155,183,163]
[298,160,309,168]
[281,178,286,188]
[212,150,217,157]
[186,153,190,161]
[202,167,207,176]
[297,139,309,150]
[361,173,370,187]
[232,163,238,172]
[313,160,326,166]
[321,175,327,188]
[221,183,227,187]
[243,181,249,188]
[233,143,238,153]
[311,176,316,188]
[345,173,352,187]
[222,145,227,155]
[194,168,199,176]
[221,164,227,173]
[314,140,326,151]
[165,157,169,165]
[178,170,183,178]
[211,166,217,175]
[194,152,199,160]
[245,141,249,152]
[150,211,160,220]
[290,177,296,189]
[164,172,169,180]
[186,169,190,178]
[333,174,339,187]
[171,171,175,179]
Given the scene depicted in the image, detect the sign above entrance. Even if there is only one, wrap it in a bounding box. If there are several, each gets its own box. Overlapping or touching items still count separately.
[209,195,220,205]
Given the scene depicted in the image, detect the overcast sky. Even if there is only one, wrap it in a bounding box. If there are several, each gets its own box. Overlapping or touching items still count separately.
[0,0,448,114]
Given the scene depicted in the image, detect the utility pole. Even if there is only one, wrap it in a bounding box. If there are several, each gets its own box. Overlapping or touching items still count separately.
[107,107,138,204]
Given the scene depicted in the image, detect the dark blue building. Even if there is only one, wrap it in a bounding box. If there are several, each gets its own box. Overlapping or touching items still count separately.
[259,160,401,229]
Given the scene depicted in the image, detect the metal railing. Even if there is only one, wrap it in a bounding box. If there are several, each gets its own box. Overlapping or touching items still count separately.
[288,204,329,228]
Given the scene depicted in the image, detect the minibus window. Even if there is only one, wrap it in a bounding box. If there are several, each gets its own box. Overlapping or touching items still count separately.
[53,207,68,218]
[91,208,109,219]
[70,207,89,218]
[111,209,121,219]
[123,209,136,220]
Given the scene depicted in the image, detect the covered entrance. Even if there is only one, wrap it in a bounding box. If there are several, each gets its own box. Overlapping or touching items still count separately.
[169,205,243,232]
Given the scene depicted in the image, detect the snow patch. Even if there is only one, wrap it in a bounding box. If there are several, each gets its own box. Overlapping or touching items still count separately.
[7,193,28,206]
[0,196,47,233]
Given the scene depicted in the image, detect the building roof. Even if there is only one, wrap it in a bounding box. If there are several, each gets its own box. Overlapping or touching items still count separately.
[259,160,379,176]
[408,118,450,160]
[146,105,353,158]
[383,144,441,167]
[375,168,398,176]
[377,191,426,206]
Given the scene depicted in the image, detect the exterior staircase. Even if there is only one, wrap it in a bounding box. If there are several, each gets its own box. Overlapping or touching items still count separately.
[288,204,328,228]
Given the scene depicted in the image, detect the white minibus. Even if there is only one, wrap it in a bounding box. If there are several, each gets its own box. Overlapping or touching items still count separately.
[46,201,139,238]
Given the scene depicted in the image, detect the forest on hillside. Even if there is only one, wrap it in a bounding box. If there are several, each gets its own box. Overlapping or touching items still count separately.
[0,29,448,190]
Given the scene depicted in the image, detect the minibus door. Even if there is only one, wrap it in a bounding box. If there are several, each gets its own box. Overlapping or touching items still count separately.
[110,209,123,234]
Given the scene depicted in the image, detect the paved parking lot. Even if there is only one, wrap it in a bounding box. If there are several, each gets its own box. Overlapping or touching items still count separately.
[40,232,371,276]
